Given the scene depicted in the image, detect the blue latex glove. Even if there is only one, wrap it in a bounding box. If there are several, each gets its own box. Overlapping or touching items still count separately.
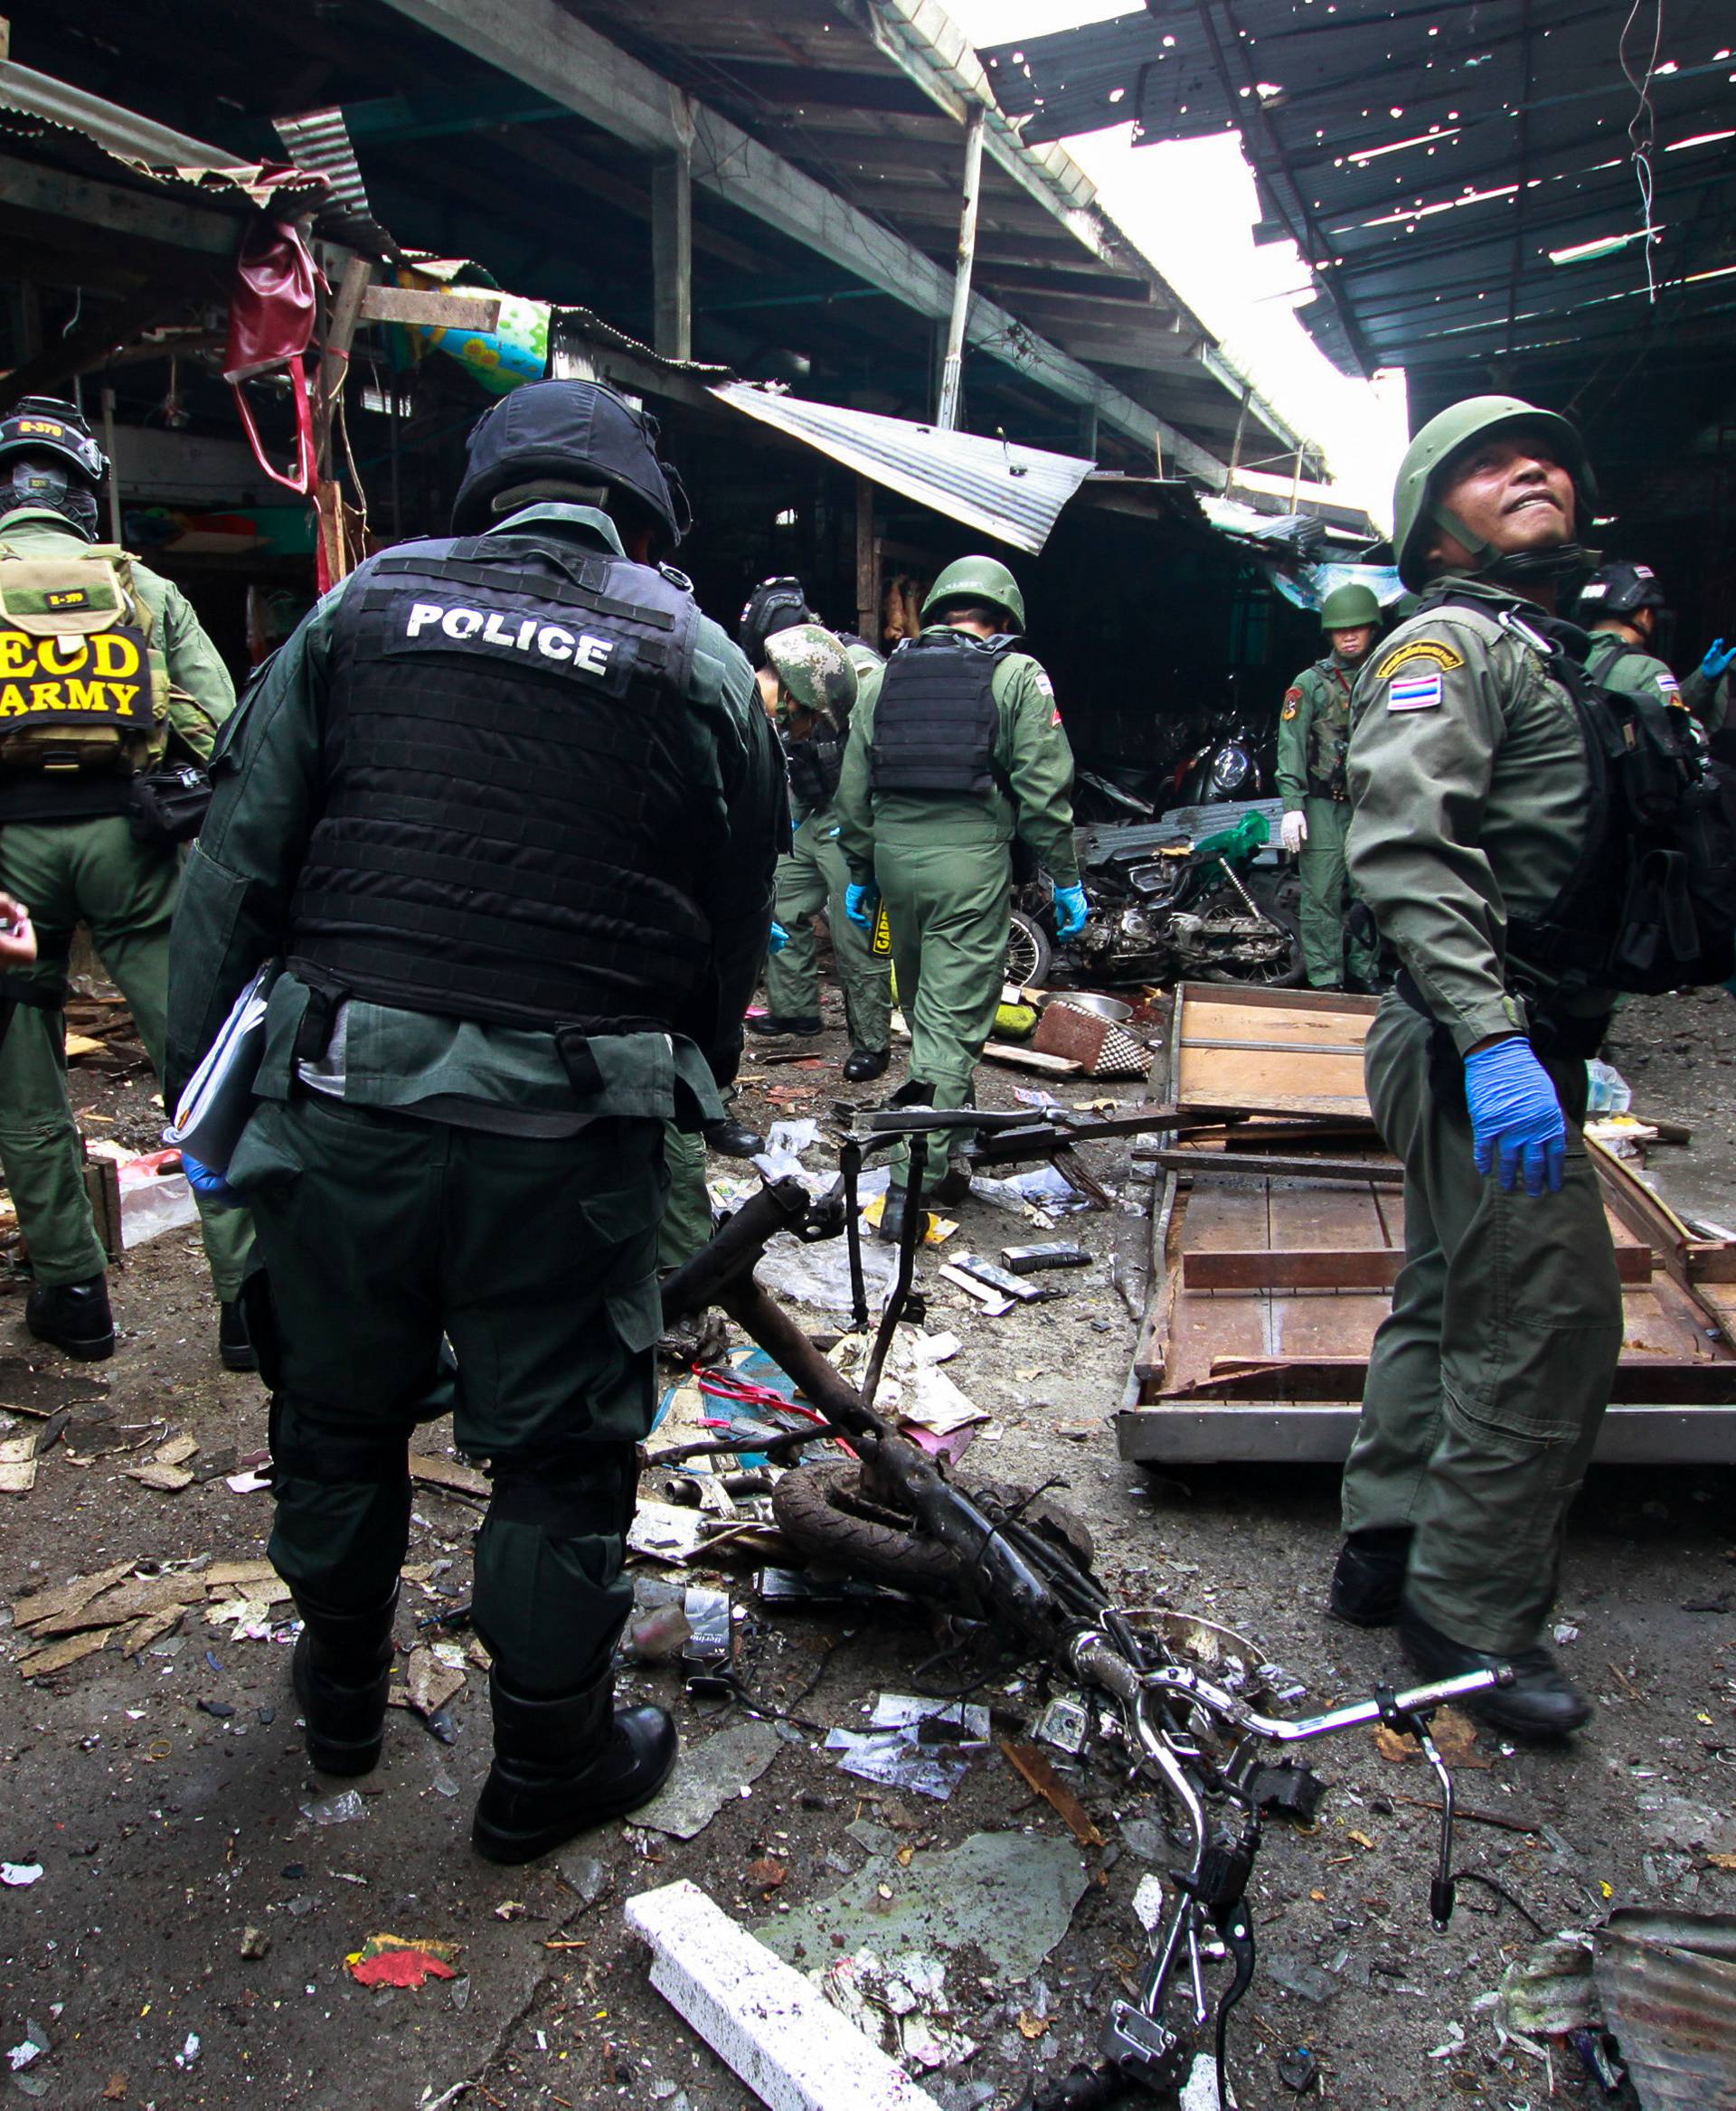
[1463,1037,1566,1196]
[179,1150,245,1207]
[844,881,878,931]
[1053,881,1089,941]
[769,920,789,956]
[1702,637,1735,680]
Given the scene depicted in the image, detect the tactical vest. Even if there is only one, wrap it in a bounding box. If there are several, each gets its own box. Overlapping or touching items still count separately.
[1432,589,1736,995]
[287,534,715,1034]
[783,725,844,813]
[1581,631,1680,704]
[1306,659,1354,797]
[871,632,1011,796]
[0,539,170,782]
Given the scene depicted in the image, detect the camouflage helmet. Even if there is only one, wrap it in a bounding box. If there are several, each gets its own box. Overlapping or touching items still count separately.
[1318,581,1382,633]
[920,554,1025,632]
[764,623,858,721]
[1392,394,1595,591]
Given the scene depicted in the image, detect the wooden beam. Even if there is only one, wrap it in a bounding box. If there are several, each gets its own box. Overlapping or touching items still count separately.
[377,0,1228,482]
[854,474,879,645]
[0,152,239,259]
[934,105,983,431]
[1155,1148,1401,1187]
[360,284,503,330]
[1182,1245,1654,1293]
[652,142,693,364]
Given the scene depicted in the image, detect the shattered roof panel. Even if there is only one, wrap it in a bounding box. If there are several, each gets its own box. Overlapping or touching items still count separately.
[710,382,1097,553]
[0,58,327,205]
[981,3,1736,382]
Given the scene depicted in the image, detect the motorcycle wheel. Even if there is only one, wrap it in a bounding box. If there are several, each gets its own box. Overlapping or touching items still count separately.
[1198,895,1307,989]
[771,1459,967,1594]
[1005,908,1052,989]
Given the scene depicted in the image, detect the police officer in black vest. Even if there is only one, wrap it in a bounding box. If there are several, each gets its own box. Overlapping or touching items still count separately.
[166,382,785,1861]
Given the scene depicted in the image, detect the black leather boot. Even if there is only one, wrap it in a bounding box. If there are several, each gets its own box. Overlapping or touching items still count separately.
[1398,1603,1590,1739]
[702,1116,764,1160]
[746,1013,821,1039]
[843,1047,890,1083]
[219,1299,259,1372]
[1328,1525,1413,1626]
[473,1668,679,1864]
[25,1275,115,1361]
[290,1585,399,1775]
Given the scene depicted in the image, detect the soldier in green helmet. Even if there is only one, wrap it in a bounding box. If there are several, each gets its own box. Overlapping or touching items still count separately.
[1331,394,1628,1740]
[0,395,255,1367]
[1275,580,1386,990]
[756,622,892,1082]
[835,555,1081,1240]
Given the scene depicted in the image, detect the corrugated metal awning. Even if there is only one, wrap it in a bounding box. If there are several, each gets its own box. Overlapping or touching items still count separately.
[0,60,326,204]
[710,383,1096,555]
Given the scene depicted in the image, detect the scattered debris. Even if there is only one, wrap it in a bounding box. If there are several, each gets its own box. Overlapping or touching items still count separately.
[408,1452,490,1501]
[626,1879,947,2111]
[301,1789,369,1826]
[1373,1705,1486,1770]
[1594,1909,1736,2111]
[346,1934,460,1989]
[390,1645,467,1723]
[241,1926,270,1960]
[1,1863,43,1888]
[633,1718,783,1839]
[998,1740,1105,1847]
[7,2021,48,2072]
[0,1434,38,1496]
[764,1831,1090,1984]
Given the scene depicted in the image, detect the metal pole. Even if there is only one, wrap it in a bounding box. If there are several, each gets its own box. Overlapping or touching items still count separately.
[935,106,986,432]
[99,387,122,544]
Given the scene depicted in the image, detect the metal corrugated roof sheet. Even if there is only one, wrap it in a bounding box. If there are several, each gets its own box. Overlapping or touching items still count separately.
[981,3,1736,388]
[0,59,326,203]
[709,383,1097,554]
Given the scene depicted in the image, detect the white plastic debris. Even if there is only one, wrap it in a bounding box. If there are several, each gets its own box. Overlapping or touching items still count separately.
[625,1880,946,2111]
[1,1864,43,1888]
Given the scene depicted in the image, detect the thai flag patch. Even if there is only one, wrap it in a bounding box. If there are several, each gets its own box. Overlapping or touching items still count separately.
[1388,671,1442,712]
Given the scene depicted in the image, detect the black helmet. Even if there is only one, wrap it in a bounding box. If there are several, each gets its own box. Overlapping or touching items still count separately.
[738,576,812,667]
[0,396,108,540]
[1576,561,1668,621]
[449,381,691,551]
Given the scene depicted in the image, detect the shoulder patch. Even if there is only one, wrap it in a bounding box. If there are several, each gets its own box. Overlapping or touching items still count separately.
[1033,668,1055,698]
[1280,686,1303,721]
[1376,637,1465,683]
[1387,671,1442,712]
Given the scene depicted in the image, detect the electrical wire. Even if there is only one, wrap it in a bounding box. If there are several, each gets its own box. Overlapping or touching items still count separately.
[1618,0,1664,303]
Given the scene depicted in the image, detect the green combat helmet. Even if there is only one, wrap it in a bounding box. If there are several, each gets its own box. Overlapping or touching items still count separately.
[764,622,858,722]
[920,554,1025,632]
[1392,394,1597,592]
[1318,581,1382,632]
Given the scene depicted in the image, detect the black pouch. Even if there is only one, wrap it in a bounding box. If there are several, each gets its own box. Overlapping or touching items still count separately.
[127,763,212,847]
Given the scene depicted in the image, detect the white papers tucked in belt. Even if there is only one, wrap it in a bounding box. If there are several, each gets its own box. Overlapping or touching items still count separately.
[163,960,278,1172]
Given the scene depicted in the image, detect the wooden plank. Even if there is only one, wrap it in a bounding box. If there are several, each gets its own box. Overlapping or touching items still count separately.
[1152,1150,1402,1187]
[360,284,503,329]
[1183,1243,1654,1292]
[1174,982,1380,1022]
[1117,1402,1736,1465]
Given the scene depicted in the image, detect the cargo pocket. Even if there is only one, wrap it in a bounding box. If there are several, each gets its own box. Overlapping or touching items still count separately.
[225,1098,305,1202]
[605,1273,665,1358]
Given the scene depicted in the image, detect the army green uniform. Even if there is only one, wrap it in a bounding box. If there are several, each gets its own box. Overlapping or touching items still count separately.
[1343,580,1623,1654]
[0,508,254,1300]
[1581,632,1684,712]
[835,642,1077,1182]
[167,504,783,1692]
[1681,663,1730,734]
[656,1121,712,1271]
[1275,654,1379,989]
[764,799,892,1052]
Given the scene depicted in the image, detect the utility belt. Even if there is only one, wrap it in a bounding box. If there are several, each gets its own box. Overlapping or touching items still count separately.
[286,966,669,1100]
[1394,966,1605,1123]
[1307,780,1349,804]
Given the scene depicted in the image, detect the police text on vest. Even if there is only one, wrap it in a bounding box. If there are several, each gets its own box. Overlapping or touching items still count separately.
[405,602,616,677]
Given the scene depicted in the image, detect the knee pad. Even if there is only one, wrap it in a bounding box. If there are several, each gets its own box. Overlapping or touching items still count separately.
[486,1439,637,1538]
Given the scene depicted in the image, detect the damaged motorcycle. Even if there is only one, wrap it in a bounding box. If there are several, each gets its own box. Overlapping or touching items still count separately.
[1009,811,1304,989]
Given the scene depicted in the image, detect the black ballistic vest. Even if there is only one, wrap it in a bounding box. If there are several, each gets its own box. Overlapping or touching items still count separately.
[1430,588,1736,995]
[870,633,1010,796]
[288,534,713,1032]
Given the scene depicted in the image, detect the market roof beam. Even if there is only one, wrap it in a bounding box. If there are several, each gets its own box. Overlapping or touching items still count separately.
[0,150,240,259]
[378,0,1228,480]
